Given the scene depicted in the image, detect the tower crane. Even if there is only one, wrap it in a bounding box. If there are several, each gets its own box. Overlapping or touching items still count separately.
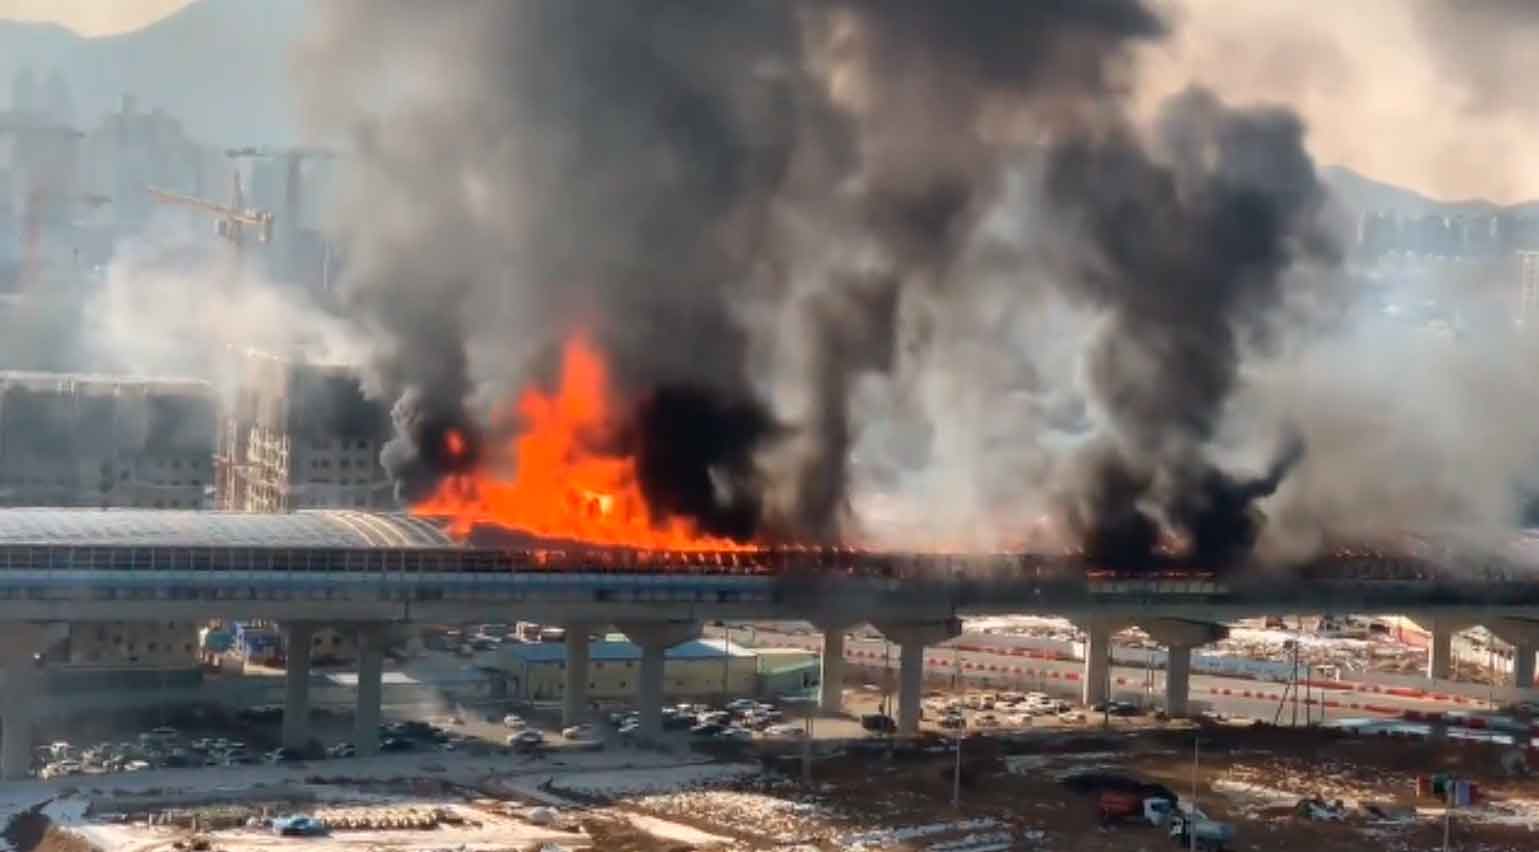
[224,146,339,280]
[146,171,274,252]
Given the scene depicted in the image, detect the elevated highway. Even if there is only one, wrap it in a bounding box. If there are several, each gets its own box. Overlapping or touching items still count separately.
[0,508,1537,779]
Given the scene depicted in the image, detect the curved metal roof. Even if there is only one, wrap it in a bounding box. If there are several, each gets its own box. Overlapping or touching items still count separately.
[0,509,458,549]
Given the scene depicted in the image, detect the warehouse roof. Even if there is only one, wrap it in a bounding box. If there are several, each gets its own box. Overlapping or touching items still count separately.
[500,638,756,665]
[0,509,456,548]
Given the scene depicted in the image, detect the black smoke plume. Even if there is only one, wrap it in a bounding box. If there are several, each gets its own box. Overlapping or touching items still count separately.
[1043,88,1338,569]
[295,0,1166,542]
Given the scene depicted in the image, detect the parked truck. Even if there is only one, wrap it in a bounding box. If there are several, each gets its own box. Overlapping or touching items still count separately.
[1096,791,1173,825]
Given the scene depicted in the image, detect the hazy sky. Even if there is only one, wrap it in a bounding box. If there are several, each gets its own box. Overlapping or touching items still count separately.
[1141,0,1539,204]
[3,0,1537,203]
[0,0,193,36]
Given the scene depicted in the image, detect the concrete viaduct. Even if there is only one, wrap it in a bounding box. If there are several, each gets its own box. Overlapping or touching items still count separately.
[1,509,1538,780]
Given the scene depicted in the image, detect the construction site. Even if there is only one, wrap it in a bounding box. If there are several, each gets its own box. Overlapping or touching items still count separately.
[4,706,1539,852]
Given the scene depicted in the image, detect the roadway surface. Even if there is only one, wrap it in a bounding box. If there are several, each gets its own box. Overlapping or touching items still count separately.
[725,626,1499,722]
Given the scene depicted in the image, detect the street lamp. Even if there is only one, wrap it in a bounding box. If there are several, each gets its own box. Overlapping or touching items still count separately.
[952,715,965,808]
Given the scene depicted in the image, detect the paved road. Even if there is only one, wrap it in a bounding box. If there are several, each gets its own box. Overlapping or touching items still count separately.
[727,627,1496,722]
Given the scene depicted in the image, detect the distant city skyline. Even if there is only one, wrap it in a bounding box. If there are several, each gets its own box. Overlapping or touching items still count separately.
[1,0,1537,205]
[0,0,192,37]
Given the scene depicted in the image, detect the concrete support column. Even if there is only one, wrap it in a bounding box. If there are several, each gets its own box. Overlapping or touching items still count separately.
[1165,645,1192,717]
[562,626,592,727]
[1429,629,1454,681]
[1082,622,1112,707]
[1411,617,1472,681]
[1,624,64,781]
[1519,645,1537,690]
[1486,619,1539,689]
[283,622,316,750]
[876,620,961,736]
[618,622,699,740]
[354,625,385,757]
[1139,619,1227,717]
[897,641,923,736]
[818,626,847,716]
[1,660,36,781]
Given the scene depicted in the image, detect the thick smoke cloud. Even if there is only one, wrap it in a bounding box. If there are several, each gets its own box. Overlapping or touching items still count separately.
[294,0,1166,542]
[1036,88,1337,567]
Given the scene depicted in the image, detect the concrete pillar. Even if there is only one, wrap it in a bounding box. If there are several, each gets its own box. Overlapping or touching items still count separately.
[1139,619,1227,717]
[1165,645,1192,717]
[638,641,666,738]
[618,622,699,740]
[562,626,592,727]
[1485,619,1539,689]
[1429,629,1454,680]
[897,640,923,735]
[875,620,961,736]
[354,625,385,757]
[1,624,64,781]
[1411,617,1471,681]
[283,622,315,750]
[818,626,847,716]
[1082,622,1112,707]
[1,661,36,781]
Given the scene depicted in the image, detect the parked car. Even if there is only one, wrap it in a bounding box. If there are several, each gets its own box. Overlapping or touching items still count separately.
[690,722,726,737]
[502,713,526,729]
[265,748,303,765]
[380,737,413,753]
[562,724,596,740]
[273,816,328,837]
[327,743,356,759]
[939,713,966,730]
[508,730,545,751]
[763,724,806,738]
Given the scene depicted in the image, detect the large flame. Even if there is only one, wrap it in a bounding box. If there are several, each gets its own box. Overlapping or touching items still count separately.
[413,334,754,550]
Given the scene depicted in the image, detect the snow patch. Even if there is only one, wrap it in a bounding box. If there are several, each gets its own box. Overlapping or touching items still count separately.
[550,763,760,798]
[841,818,1003,850]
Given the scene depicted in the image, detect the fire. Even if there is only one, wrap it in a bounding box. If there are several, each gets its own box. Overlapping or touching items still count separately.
[413,334,754,551]
[443,428,467,458]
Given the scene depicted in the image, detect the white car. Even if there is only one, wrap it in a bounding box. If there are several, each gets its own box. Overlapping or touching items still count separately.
[503,714,525,729]
[507,730,544,749]
[561,724,596,740]
[764,724,806,738]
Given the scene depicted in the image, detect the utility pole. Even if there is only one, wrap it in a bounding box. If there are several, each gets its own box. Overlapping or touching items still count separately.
[952,717,964,808]
[1190,736,1200,852]
[882,639,892,718]
[720,623,730,702]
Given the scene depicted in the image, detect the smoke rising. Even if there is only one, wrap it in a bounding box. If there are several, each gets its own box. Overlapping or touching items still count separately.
[295,0,1166,543]
[1036,87,1338,567]
[288,1,1539,567]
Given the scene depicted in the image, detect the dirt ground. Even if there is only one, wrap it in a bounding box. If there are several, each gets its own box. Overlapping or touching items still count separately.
[19,711,1539,851]
[784,724,1539,851]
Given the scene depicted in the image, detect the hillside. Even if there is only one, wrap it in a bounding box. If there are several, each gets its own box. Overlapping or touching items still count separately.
[1323,165,1539,220]
[0,0,305,145]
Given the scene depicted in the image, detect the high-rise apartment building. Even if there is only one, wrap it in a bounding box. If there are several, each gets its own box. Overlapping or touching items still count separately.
[0,371,215,508]
[215,348,393,512]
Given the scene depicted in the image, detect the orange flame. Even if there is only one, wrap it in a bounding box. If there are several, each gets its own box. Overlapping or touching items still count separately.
[443,428,467,458]
[413,334,754,551]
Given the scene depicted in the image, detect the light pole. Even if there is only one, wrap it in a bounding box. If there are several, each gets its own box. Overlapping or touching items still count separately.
[721,623,731,702]
[887,638,897,718]
[1190,736,1200,852]
[952,716,964,808]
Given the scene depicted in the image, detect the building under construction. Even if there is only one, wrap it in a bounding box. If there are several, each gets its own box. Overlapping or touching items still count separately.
[0,370,215,508]
[215,348,393,512]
